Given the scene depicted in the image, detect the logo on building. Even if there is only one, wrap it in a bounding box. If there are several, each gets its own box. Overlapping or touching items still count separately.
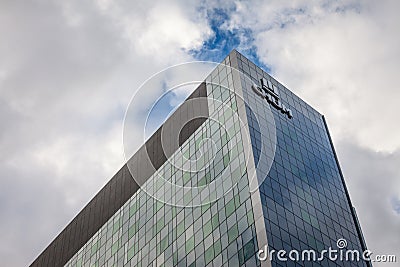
[252,78,293,119]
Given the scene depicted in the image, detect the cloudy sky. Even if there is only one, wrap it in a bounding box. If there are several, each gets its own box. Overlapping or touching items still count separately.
[1,0,399,266]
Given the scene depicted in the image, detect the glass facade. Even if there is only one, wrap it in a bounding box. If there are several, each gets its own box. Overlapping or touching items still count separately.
[65,55,264,267]
[235,51,368,267]
[33,51,367,267]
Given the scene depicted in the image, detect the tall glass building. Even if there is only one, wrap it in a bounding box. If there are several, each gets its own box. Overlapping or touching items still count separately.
[31,50,369,267]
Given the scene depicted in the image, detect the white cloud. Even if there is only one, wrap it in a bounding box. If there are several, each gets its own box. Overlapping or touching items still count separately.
[257,10,400,153]
[231,0,400,153]
[134,3,211,54]
[91,0,212,64]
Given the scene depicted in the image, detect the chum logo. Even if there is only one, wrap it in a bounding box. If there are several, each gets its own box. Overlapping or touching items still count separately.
[252,78,293,119]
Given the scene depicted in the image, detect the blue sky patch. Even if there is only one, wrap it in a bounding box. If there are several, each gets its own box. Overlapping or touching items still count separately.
[391,196,400,215]
[189,7,269,72]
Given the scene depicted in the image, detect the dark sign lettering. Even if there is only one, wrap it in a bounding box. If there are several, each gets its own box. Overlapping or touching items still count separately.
[252,78,293,119]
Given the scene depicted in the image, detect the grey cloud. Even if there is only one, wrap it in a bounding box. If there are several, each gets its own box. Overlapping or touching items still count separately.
[337,140,400,263]
[0,162,73,267]
[0,0,214,266]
